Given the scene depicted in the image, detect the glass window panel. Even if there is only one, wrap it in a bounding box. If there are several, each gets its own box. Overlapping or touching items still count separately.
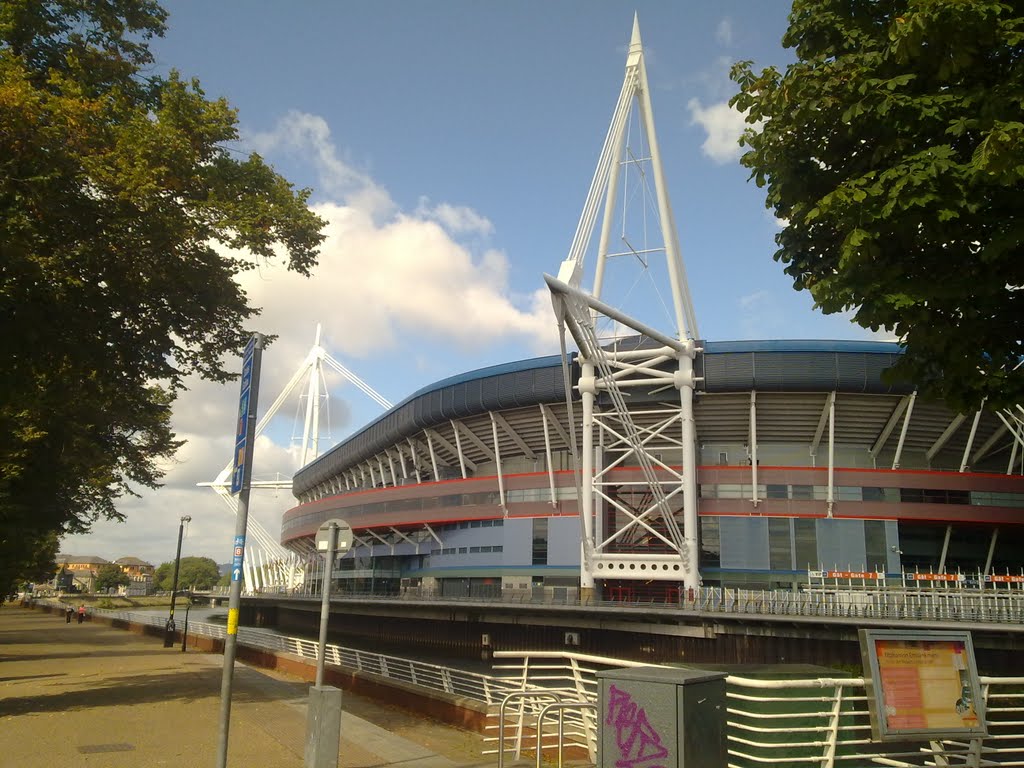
[699,517,720,568]
[791,485,813,500]
[768,518,792,570]
[864,520,887,571]
[766,484,788,500]
[794,519,817,570]
[837,486,863,501]
[862,487,884,502]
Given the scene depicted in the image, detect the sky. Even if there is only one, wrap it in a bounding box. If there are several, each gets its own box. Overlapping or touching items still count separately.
[60,1,884,569]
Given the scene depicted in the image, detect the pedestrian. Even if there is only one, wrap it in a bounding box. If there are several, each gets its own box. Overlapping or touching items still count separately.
[77,604,86,624]
[65,605,73,623]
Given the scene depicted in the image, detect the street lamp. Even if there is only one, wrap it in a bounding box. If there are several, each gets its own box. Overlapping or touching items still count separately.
[163,515,191,648]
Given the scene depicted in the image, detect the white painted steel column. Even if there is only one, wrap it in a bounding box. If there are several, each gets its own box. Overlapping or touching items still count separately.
[827,392,836,517]
[938,524,953,573]
[579,362,597,591]
[540,405,557,507]
[960,401,986,473]
[426,433,439,482]
[490,412,507,513]
[749,391,759,506]
[299,327,323,468]
[634,24,697,339]
[679,345,699,587]
[451,419,468,479]
[983,529,1000,576]
[892,391,917,469]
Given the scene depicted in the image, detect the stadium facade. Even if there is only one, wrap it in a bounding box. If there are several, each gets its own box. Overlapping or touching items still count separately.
[279,19,1024,602]
[283,341,1024,600]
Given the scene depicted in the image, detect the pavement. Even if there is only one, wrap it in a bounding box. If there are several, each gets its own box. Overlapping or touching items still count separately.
[0,604,498,768]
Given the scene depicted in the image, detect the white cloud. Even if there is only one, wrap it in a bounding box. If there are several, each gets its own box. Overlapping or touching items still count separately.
[246,111,395,220]
[716,18,734,47]
[61,110,560,567]
[415,198,495,237]
[688,98,747,164]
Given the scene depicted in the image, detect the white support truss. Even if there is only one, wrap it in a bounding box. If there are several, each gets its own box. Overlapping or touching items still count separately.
[546,17,701,592]
[199,325,392,592]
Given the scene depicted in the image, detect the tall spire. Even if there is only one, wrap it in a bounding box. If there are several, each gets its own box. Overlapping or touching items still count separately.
[628,12,643,64]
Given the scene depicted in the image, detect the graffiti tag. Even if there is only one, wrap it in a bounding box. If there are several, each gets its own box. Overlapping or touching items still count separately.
[605,684,669,768]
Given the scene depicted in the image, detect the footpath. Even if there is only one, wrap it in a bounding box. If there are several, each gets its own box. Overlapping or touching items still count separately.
[0,605,495,768]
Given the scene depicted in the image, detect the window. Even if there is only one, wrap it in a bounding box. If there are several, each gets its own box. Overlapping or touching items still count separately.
[791,485,814,500]
[769,518,792,570]
[794,519,817,570]
[766,484,788,500]
[532,518,548,565]
[865,520,887,571]
[699,517,720,568]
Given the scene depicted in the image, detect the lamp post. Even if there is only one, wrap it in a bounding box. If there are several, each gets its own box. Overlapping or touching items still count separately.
[163,515,191,648]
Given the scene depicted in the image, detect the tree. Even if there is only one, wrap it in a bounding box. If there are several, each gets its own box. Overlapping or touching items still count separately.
[730,0,1024,410]
[0,1,326,595]
[95,563,130,593]
[154,556,221,592]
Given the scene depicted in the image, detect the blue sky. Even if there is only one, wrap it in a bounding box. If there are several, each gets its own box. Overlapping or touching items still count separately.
[61,1,882,569]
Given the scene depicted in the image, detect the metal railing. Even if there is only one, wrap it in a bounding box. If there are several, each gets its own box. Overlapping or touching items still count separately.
[256,583,1024,627]
[72,606,1024,767]
[490,650,1024,768]
[88,607,513,707]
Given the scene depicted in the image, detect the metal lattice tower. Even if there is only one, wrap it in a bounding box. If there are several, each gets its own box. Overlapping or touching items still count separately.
[547,16,703,594]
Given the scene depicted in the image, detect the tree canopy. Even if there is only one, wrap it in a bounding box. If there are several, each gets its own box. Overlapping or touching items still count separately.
[154,556,221,592]
[95,563,130,592]
[731,0,1023,410]
[0,0,326,595]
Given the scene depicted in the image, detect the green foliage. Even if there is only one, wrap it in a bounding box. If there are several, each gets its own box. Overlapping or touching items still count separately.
[731,0,1024,409]
[0,0,326,592]
[94,563,130,592]
[155,556,221,592]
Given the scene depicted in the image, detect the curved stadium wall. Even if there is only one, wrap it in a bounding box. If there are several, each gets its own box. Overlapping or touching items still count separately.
[282,340,1024,600]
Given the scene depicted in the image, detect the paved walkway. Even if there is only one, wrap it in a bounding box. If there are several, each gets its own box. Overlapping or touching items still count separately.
[0,605,495,767]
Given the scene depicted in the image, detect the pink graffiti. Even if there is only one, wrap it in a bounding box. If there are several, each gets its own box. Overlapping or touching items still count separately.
[606,684,669,768]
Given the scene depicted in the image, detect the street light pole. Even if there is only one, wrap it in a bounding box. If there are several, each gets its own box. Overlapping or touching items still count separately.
[163,515,191,648]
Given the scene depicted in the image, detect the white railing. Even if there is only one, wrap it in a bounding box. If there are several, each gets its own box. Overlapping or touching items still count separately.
[78,607,1024,767]
[490,650,1024,768]
[90,607,514,707]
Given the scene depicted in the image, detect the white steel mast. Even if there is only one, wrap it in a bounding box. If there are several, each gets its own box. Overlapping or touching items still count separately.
[548,16,702,595]
[199,326,393,591]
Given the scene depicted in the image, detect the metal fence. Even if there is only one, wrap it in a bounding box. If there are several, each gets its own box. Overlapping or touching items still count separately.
[83,607,1024,767]
[90,607,510,706]
[258,583,1024,626]
[489,650,1024,768]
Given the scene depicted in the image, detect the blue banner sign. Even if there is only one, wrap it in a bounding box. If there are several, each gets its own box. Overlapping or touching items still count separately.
[230,337,257,494]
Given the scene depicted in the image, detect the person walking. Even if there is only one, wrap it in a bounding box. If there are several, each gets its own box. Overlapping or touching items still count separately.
[65,605,73,623]
[77,604,86,624]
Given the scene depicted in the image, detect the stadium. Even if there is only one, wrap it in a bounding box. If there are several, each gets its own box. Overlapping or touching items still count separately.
[278,20,1024,606]
[282,340,1024,601]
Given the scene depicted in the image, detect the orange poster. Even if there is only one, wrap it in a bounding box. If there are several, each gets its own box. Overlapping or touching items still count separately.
[875,639,980,732]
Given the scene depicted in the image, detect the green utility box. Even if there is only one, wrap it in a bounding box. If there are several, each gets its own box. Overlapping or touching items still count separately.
[596,667,727,768]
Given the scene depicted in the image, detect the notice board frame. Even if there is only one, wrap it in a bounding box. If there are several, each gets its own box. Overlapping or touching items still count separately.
[859,628,987,742]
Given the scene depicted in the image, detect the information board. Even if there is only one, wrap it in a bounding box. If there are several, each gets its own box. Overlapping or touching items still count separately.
[859,629,987,742]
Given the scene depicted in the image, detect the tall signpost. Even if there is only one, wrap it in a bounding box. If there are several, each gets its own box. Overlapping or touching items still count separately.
[216,333,264,768]
[305,519,352,768]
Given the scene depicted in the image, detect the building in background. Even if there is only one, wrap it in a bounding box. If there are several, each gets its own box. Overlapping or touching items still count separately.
[54,554,155,594]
